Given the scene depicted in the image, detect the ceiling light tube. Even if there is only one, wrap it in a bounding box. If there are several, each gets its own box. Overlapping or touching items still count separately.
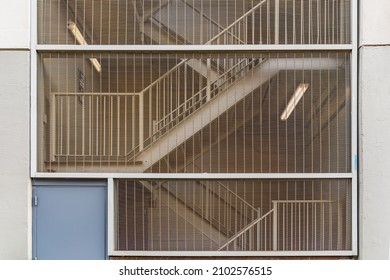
[68,20,101,73]
[68,20,87,45]
[89,58,102,73]
[280,83,309,121]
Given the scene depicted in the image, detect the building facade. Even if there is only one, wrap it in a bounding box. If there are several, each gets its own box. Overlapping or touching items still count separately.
[0,0,388,260]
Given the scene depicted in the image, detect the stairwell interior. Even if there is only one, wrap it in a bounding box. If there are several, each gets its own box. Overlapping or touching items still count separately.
[37,0,353,254]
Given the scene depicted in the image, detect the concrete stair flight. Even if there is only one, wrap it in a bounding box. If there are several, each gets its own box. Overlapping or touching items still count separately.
[130,57,341,171]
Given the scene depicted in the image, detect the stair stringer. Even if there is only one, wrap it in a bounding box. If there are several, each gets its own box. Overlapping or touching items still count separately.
[143,181,228,249]
[143,20,219,82]
[135,57,341,171]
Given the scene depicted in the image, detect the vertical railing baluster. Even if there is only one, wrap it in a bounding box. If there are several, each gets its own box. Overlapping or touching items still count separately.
[275,0,279,44]
[257,208,261,251]
[50,93,56,161]
[139,93,144,151]
[273,202,278,250]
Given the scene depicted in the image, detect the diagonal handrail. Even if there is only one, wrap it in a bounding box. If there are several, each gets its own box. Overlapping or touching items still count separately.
[180,0,245,44]
[180,166,261,237]
[127,57,262,161]
[218,200,336,251]
[141,0,173,22]
[124,0,270,159]
[160,178,260,238]
[215,181,258,214]
[137,0,270,98]
[207,0,269,45]
[147,180,228,244]
[153,58,259,130]
[218,208,274,251]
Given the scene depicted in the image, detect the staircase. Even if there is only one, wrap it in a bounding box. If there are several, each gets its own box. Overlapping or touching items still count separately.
[142,181,227,249]
[49,1,344,251]
[128,2,268,240]
[139,179,336,251]
[123,2,342,170]
[49,0,268,168]
[50,0,341,171]
[125,56,339,172]
[141,180,261,250]
[217,200,336,251]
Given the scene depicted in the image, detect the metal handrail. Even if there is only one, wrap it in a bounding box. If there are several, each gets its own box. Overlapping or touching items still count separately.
[180,0,245,44]
[141,0,173,22]
[127,0,268,160]
[215,181,259,214]
[218,200,336,251]
[154,59,250,127]
[166,179,260,237]
[137,0,268,98]
[218,209,274,251]
[207,0,269,45]
[139,58,261,152]
[139,0,270,96]
[50,57,261,162]
[50,1,273,162]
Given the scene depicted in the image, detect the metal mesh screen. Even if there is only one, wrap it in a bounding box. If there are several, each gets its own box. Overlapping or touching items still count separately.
[37,52,351,173]
[114,179,352,251]
[38,0,351,45]
[35,0,355,256]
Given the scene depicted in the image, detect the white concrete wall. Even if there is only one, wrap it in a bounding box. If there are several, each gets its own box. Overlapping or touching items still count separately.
[0,0,30,259]
[1,0,390,260]
[0,51,30,259]
[0,0,30,49]
[360,0,390,46]
[359,0,390,260]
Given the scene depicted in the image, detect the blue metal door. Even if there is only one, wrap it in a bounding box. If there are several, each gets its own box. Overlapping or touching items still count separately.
[32,181,107,260]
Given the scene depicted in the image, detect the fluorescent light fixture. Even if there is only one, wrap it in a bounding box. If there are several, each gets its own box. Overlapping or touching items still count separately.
[67,20,87,45]
[280,83,309,121]
[67,20,101,73]
[89,57,102,73]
